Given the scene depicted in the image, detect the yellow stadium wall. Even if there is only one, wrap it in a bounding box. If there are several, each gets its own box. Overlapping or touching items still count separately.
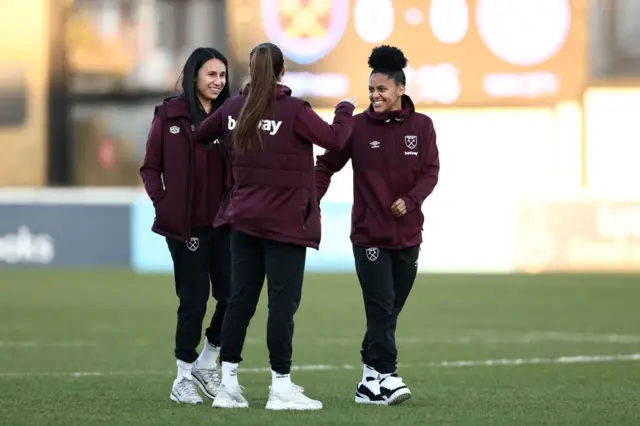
[0,0,50,186]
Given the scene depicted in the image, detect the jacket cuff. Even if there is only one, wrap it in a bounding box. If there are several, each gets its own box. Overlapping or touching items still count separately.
[402,195,417,214]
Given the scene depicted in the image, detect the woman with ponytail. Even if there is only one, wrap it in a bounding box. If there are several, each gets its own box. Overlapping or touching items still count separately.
[315,45,440,406]
[193,42,357,410]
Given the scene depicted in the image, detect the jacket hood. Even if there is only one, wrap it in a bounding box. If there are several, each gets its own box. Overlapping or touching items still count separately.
[239,83,292,98]
[162,95,191,118]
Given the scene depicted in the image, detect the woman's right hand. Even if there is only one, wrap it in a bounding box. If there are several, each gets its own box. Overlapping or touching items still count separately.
[338,97,358,108]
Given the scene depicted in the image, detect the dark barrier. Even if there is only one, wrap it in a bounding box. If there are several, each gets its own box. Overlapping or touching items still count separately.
[0,204,130,267]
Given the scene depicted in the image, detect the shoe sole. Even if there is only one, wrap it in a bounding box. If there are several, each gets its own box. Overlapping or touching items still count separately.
[386,389,412,406]
[355,395,387,405]
[169,392,203,405]
[265,401,323,411]
[212,393,249,409]
[212,399,249,409]
[192,374,217,400]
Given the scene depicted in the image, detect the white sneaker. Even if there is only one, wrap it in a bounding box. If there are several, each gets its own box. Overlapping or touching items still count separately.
[192,365,220,399]
[355,378,386,405]
[265,383,322,410]
[212,384,249,408]
[380,374,411,405]
[169,376,203,404]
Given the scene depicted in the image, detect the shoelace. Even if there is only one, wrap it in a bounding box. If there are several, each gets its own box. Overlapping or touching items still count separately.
[221,384,246,397]
[362,380,381,393]
[200,368,220,386]
[380,375,404,388]
[233,385,247,401]
[269,383,305,393]
[176,378,199,397]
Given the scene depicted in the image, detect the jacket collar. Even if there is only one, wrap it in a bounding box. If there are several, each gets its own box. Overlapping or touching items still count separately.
[364,94,415,123]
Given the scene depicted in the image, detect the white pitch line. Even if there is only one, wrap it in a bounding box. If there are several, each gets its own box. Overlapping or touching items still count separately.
[0,353,638,378]
[316,332,640,345]
[428,353,640,367]
[3,332,640,350]
[0,338,264,348]
[0,340,100,348]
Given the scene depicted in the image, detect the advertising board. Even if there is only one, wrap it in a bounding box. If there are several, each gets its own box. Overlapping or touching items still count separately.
[0,203,130,268]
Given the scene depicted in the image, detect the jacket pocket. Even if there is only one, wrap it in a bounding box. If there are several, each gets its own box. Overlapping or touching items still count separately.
[154,190,183,237]
[299,189,313,230]
[154,193,170,225]
[398,207,424,240]
[151,190,166,208]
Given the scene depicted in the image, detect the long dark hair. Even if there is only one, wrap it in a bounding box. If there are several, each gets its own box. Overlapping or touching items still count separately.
[232,42,284,155]
[177,47,231,125]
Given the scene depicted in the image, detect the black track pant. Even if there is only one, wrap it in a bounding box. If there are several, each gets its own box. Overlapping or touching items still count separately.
[166,226,231,363]
[353,244,420,374]
[219,230,306,374]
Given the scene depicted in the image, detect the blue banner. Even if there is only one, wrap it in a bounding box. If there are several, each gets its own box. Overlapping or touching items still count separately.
[305,201,355,272]
[129,196,356,274]
[130,194,174,273]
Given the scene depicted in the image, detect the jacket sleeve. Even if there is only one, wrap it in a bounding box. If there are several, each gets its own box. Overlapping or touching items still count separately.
[139,107,166,206]
[193,104,226,144]
[294,101,355,151]
[402,118,440,214]
[314,137,352,202]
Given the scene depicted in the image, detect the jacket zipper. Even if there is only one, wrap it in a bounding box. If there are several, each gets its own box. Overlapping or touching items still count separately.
[220,140,227,199]
[184,118,194,242]
[387,119,395,170]
[205,149,211,224]
[391,119,401,247]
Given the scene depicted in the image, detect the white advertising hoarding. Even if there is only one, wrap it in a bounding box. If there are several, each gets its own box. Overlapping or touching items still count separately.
[311,107,560,273]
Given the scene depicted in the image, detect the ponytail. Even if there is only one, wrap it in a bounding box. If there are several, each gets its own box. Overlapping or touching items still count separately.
[232,44,279,155]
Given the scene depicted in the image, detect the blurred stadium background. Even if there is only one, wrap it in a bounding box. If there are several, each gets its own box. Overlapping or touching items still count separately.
[1,1,639,425]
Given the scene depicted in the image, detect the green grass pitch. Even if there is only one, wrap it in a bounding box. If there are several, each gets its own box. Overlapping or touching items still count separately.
[1,270,639,425]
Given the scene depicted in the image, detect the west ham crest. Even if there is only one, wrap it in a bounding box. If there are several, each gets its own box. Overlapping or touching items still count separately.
[261,0,349,65]
[186,237,199,252]
[366,247,379,261]
[405,135,418,149]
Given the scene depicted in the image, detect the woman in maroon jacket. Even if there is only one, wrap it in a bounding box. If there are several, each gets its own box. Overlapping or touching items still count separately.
[140,47,231,405]
[315,45,440,406]
[192,42,357,410]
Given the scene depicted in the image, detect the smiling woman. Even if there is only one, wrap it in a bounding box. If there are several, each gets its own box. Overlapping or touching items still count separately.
[315,45,440,407]
[139,47,233,406]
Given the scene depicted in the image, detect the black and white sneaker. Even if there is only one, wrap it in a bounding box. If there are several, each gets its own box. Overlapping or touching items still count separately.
[191,365,220,399]
[355,377,386,405]
[380,374,411,405]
